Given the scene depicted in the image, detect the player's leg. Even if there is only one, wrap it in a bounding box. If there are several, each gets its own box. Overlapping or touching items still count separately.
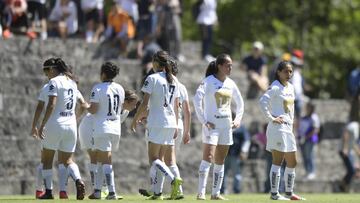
[39,148,56,199]
[197,143,215,200]
[164,145,184,199]
[210,144,230,200]
[284,152,305,200]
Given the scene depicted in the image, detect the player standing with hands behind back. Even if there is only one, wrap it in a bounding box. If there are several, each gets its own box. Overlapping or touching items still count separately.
[259,61,305,200]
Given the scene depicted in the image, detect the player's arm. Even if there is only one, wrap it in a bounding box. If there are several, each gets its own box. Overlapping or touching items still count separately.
[341,130,350,156]
[87,102,99,114]
[131,93,150,132]
[30,100,45,138]
[39,96,57,139]
[233,84,244,128]
[182,99,191,144]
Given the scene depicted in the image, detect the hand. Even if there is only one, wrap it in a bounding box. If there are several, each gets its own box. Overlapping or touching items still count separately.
[342,149,348,156]
[38,125,45,139]
[173,128,178,139]
[232,121,240,129]
[239,152,248,160]
[130,119,137,132]
[272,116,285,124]
[138,117,147,125]
[182,131,191,144]
[205,122,215,129]
[81,101,90,109]
[30,127,38,139]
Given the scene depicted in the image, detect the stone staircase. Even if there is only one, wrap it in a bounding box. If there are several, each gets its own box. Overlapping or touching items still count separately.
[0,37,358,195]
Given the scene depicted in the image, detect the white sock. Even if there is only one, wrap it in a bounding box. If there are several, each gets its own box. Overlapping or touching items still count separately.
[103,164,115,193]
[42,169,53,190]
[68,163,81,181]
[152,159,175,182]
[270,164,281,194]
[89,163,97,188]
[198,160,211,195]
[212,164,224,196]
[154,169,165,194]
[58,164,68,192]
[94,163,103,191]
[284,167,296,195]
[149,164,157,193]
[36,163,43,191]
[86,31,94,42]
[169,165,183,193]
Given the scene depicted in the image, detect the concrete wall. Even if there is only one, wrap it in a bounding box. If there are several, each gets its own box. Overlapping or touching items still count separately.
[0,37,357,195]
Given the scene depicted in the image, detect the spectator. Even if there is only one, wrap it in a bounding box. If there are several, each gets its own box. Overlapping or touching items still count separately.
[115,0,138,23]
[104,3,135,56]
[289,49,306,119]
[196,0,217,62]
[155,0,184,61]
[241,41,269,99]
[220,125,250,194]
[347,67,360,122]
[81,0,104,43]
[298,101,320,180]
[339,120,360,192]
[136,0,156,57]
[48,0,78,39]
[27,0,47,40]
[140,34,161,77]
[2,0,37,39]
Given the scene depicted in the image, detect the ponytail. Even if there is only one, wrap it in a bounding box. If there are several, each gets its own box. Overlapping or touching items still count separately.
[152,50,173,84]
[54,58,76,81]
[205,61,217,77]
[164,64,173,84]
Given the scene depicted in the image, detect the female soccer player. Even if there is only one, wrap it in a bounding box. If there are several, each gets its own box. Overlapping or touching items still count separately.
[131,50,183,200]
[87,62,125,200]
[79,89,138,198]
[259,61,305,200]
[193,54,244,200]
[36,58,86,200]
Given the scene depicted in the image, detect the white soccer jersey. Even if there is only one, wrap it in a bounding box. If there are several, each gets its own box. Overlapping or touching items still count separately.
[259,80,295,124]
[90,82,125,136]
[141,72,180,128]
[193,75,244,129]
[46,75,78,126]
[177,82,189,130]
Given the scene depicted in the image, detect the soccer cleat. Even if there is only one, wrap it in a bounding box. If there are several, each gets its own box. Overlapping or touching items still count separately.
[75,179,85,200]
[38,192,54,200]
[175,193,185,200]
[285,194,306,200]
[105,192,118,200]
[88,190,101,199]
[197,193,206,200]
[35,190,44,199]
[138,188,152,197]
[270,193,290,200]
[59,191,68,199]
[146,194,164,200]
[170,177,183,199]
[210,194,229,200]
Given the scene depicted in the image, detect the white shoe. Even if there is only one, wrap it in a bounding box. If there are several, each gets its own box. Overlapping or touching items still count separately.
[306,173,316,180]
[270,193,290,200]
[204,54,216,62]
[197,193,206,200]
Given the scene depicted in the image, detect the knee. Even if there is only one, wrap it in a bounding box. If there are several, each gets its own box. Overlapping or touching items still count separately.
[204,154,214,163]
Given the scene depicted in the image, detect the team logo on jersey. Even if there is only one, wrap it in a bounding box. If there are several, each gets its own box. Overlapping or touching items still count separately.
[49,84,55,91]
[91,91,95,98]
[143,80,149,87]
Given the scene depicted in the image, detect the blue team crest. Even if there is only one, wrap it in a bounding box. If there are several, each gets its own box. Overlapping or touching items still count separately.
[49,84,55,91]
[91,91,95,98]
[143,80,149,87]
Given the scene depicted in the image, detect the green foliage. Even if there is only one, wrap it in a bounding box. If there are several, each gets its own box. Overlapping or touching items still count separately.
[182,0,360,98]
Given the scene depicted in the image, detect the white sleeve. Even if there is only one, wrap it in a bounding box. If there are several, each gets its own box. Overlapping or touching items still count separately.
[232,82,244,124]
[141,76,154,94]
[38,85,47,102]
[120,110,129,123]
[259,86,278,122]
[90,86,100,103]
[77,90,84,102]
[312,114,321,128]
[193,80,207,125]
[48,79,58,97]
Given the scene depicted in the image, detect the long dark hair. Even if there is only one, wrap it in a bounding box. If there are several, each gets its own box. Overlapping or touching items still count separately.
[205,53,230,77]
[274,61,292,82]
[153,50,173,84]
[125,89,139,102]
[43,57,76,81]
[169,57,178,76]
[101,61,120,81]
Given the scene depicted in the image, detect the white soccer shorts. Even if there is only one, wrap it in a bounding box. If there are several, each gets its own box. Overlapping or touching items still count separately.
[266,122,297,152]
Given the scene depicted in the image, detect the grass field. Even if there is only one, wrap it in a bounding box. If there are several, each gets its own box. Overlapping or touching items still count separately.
[1,194,360,203]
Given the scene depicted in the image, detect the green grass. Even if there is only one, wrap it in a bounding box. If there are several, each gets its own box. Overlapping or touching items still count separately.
[0,194,360,202]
